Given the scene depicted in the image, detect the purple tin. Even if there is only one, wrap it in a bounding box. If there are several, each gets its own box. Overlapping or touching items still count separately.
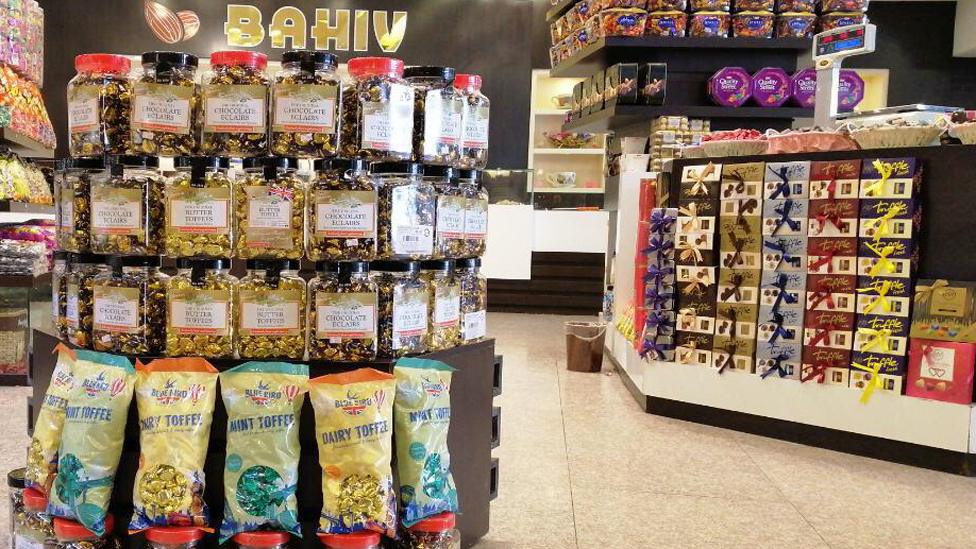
[752,67,791,108]
[791,68,817,108]
[708,66,751,108]
[838,69,865,112]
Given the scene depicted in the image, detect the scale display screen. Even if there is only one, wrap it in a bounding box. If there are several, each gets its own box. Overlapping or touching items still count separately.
[816,27,867,56]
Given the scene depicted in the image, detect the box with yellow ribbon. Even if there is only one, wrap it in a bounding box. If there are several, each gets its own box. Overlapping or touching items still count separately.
[856,277,912,319]
[859,157,922,200]
[858,199,918,241]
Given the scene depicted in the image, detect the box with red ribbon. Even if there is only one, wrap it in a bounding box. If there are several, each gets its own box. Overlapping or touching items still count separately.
[810,160,862,200]
[906,339,976,404]
[801,346,852,386]
[808,198,860,239]
[807,237,858,276]
[764,161,811,200]
[803,310,855,350]
[806,274,857,314]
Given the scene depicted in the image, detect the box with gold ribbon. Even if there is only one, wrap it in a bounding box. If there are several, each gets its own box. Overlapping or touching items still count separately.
[712,335,757,374]
[856,277,912,318]
[808,198,859,239]
[675,331,714,367]
[764,161,811,200]
[680,163,722,202]
[801,347,852,386]
[762,198,809,237]
[677,200,718,234]
[721,162,764,200]
[807,237,858,276]
[859,157,922,200]
[810,159,862,200]
[762,235,807,272]
[675,231,717,267]
[910,279,976,343]
[756,342,802,380]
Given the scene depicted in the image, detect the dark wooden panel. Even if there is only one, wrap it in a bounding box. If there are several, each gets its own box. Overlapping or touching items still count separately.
[532,252,606,266]
[487,252,606,315]
[530,264,604,279]
[489,278,603,294]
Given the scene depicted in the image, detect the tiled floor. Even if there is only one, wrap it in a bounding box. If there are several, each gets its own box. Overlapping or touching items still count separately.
[6,313,976,548]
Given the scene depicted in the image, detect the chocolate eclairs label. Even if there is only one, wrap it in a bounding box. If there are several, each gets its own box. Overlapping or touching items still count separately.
[393,286,429,347]
[316,292,377,340]
[93,286,141,334]
[272,83,338,134]
[68,85,100,134]
[314,190,377,239]
[132,82,194,135]
[203,84,267,133]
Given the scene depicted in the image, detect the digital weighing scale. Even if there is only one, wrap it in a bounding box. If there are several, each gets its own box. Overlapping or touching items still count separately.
[812,23,877,128]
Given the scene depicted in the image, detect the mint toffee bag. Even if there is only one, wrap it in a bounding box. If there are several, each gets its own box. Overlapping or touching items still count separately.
[393,358,459,527]
[47,350,135,536]
[219,362,309,542]
[26,344,76,496]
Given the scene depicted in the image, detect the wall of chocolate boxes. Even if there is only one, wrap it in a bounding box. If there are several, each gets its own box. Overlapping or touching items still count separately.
[639,157,976,404]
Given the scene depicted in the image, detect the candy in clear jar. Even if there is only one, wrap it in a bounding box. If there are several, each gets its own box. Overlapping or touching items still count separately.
[319,531,381,549]
[145,526,205,549]
[374,162,436,261]
[339,84,361,158]
[732,11,774,38]
[90,155,164,256]
[427,166,465,260]
[348,56,414,162]
[53,516,120,549]
[459,169,488,257]
[201,51,270,157]
[165,156,234,258]
[689,11,731,37]
[67,54,132,158]
[307,158,377,262]
[9,468,26,545]
[233,532,292,549]
[17,488,56,549]
[236,156,306,260]
[454,74,490,170]
[66,254,108,349]
[372,261,429,358]
[57,158,103,253]
[775,12,817,38]
[130,51,201,156]
[399,512,461,549]
[404,66,463,166]
[271,50,341,158]
[421,260,461,351]
[457,257,487,344]
[166,258,237,359]
[599,8,649,37]
[689,0,730,11]
[92,255,168,356]
[236,259,306,360]
[308,261,378,362]
[53,252,69,340]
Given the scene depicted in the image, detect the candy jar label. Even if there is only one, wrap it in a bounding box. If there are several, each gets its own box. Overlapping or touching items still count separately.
[240,289,303,336]
[272,83,338,134]
[93,286,141,333]
[169,289,231,336]
[463,105,490,148]
[423,91,463,155]
[392,286,429,348]
[67,85,100,134]
[246,186,294,249]
[316,292,377,339]
[314,190,377,238]
[436,195,465,239]
[361,83,414,154]
[434,286,461,327]
[132,82,193,135]
[203,84,268,133]
[167,187,231,235]
[464,198,489,239]
[463,310,487,340]
[66,283,80,328]
[91,186,143,236]
[391,186,434,256]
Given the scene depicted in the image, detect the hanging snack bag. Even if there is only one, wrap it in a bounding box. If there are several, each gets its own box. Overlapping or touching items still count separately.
[310,369,397,537]
[26,344,76,495]
[129,358,219,530]
[47,350,135,536]
[393,358,459,527]
[219,362,309,543]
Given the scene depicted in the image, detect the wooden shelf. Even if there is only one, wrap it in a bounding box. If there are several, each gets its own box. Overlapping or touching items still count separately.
[545,0,577,22]
[0,200,55,215]
[533,148,604,156]
[0,127,55,158]
[533,187,605,194]
[550,36,813,78]
[0,272,50,288]
[564,104,813,136]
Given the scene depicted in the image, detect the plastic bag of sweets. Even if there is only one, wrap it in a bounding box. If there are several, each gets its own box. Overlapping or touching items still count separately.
[25,344,76,496]
[129,358,219,530]
[219,362,309,543]
[47,350,135,536]
[310,369,397,538]
[393,359,459,527]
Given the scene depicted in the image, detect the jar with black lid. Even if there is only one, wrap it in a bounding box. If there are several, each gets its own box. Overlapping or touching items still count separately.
[131,51,201,156]
[236,156,306,260]
[455,74,490,169]
[421,259,461,351]
[165,156,234,258]
[307,158,377,262]
[58,157,105,253]
[166,257,237,358]
[457,257,487,343]
[308,261,379,361]
[271,50,342,158]
[374,162,435,261]
[372,260,429,357]
[90,155,164,256]
[66,253,108,348]
[459,169,488,257]
[404,66,463,166]
[236,259,307,360]
[92,255,168,355]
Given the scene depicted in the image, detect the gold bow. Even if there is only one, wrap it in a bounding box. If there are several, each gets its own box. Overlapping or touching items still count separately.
[857,281,894,314]
[677,308,698,330]
[679,203,699,232]
[864,159,895,197]
[688,163,716,197]
[863,202,908,242]
[914,279,950,305]
[679,244,704,264]
[852,361,885,404]
[865,242,897,277]
[681,272,712,296]
[678,341,698,364]
[859,327,893,354]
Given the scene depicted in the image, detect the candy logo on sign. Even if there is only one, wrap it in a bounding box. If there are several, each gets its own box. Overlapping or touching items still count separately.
[52,369,73,389]
[82,372,126,398]
[245,380,282,406]
[422,377,447,397]
[334,389,374,416]
[151,378,189,405]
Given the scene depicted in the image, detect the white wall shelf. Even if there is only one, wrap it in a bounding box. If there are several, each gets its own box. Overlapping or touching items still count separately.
[533,187,605,194]
[533,148,604,156]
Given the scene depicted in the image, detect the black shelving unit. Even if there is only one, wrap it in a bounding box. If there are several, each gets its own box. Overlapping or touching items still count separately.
[545,0,576,22]
[564,104,813,135]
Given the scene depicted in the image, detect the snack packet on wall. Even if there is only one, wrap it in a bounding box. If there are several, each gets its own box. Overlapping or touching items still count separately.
[26,344,76,496]
[219,362,309,543]
[129,358,218,530]
[47,350,135,536]
[393,358,459,527]
[310,368,397,537]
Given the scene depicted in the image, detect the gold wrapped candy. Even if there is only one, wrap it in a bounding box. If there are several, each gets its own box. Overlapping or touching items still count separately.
[308,264,378,362]
[271,51,341,158]
[92,259,169,355]
[130,52,201,156]
[67,54,132,158]
[422,263,461,351]
[56,161,99,253]
[201,51,269,158]
[166,260,237,359]
[164,160,234,258]
[236,262,306,359]
[90,158,164,256]
[66,257,105,349]
[235,161,306,260]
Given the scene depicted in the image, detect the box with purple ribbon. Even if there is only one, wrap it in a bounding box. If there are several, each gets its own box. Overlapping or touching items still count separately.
[680,163,722,202]
[856,277,913,319]
[762,198,809,236]
[810,159,862,200]
[645,282,677,312]
[721,162,765,200]
[676,332,714,367]
[644,262,676,290]
[640,334,676,362]
[760,271,806,309]
[757,307,803,346]
[859,158,922,200]
[646,233,676,267]
[756,342,802,381]
[712,336,756,374]
[643,310,677,338]
[764,161,811,200]
[858,199,918,241]
[808,198,859,238]
[762,235,807,273]
[806,274,857,314]
[801,347,852,386]
[650,208,679,235]
[807,237,858,276]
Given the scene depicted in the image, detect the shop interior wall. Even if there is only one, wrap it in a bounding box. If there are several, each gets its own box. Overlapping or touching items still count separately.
[40,0,548,169]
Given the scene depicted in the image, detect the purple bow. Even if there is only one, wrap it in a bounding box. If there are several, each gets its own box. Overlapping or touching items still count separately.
[773,200,801,235]
[650,210,676,235]
[645,235,675,262]
[760,354,791,380]
[645,286,674,310]
[768,311,793,344]
[768,165,791,199]
[645,264,674,285]
[640,337,673,361]
[765,273,797,311]
[646,311,675,334]
[764,239,801,270]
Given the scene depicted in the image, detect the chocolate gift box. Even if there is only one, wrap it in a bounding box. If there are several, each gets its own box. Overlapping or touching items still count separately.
[721,162,765,200]
[646,233,676,265]
[675,231,718,266]
[677,202,718,233]
[676,300,717,334]
[760,271,806,310]
[856,239,916,279]
[910,279,976,343]
[853,328,909,358]
[719,201,762,229]
[717,269,761,305]
[801,347,852,386]
[762,198,809,236]
[644,310,677,337]
[855,277,913,318]
[676,265,715,284]
[803,310,855,350]
[858,199,918,241]
[756,342,802,380]
[720,233,763,271]
[809,159,862,200]
[716,303,758,339]
[712,336,757,374]
[807,198,859,238]
[850,368,905,396]
[906,339,976,404]
[807,237,858,276]
[764,161,811,199]
[680,163,722,201]
[762,236,807,272]
[758,308,803,346]
[859,157,922,200]
[644,262,676,289]
[675,332,714,367]
[645,283,677,312]
[806,274,857,314]
[641,334,676,362]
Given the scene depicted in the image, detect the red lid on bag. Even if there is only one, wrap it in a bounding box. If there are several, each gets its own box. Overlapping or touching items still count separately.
[54,516,115,540]
[210,50,268,69]
[454,74,482,90]
[317,531,381,549]
[22,488,47,512]
[347,57,405,79]
[408,512,456,533]
[233,531,292,548]
[145,527,206,544]
[75,54,131,74]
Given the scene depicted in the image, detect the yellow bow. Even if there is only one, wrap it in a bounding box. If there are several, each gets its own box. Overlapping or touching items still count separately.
[858,327,893,354]
[915,279,950,305]
[863,202,908,242]
[864,159,895,197]
[689,163,716,197]
[857,281,893,314]
[865,242,897,277]
[679,203,699,232]
[852,361,885,404]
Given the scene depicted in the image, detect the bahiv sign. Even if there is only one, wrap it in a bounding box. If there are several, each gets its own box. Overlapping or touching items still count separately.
[224,5,408,52]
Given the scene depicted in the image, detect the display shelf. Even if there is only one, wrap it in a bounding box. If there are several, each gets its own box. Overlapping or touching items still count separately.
[550,36,814,78]
[545,0,576,22]
[533,186,605,193]
[0,127,55,158]
[535,108,570,116]
[0,272,50,288]
[564,104,813,135]
[0,200,55,215]
[533,147,604,155]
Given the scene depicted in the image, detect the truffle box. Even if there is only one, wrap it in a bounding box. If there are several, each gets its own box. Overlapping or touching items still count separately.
[801,346,852,386]
[859,198,918,242]
[676,293,717,334]
[803,309,855,351]
[764,161,811,200]
[721,162,765,201]
[680,163,722,201]
[604,63,640,109]
[859,157,922,200]
[806,274,857,314]
[807,198,859,239]
[719,199,762,231]
[715,303,759,342]
[906,339,976,404]
[712,336,757,374]
[645,260,677,289]
[762,198,809,237]
[642,333,676,362]
[853,314,911,358]
[857,238,916,280]
[719,216,762,271]
[807,237,858,276]
[850,356,906,397]
[717,268,760,305]
[756,342,803,380]
[762,235,807,272]
[856,276,913,319]
[758,306,804,347]
[760,271,806,312]
[645,282,677,312]
[675,231,717,267]
[809,160,862,200]
[910,279,976,343]
[644,310,677,338]
[677,199,718,234]
[676,331,714,367]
